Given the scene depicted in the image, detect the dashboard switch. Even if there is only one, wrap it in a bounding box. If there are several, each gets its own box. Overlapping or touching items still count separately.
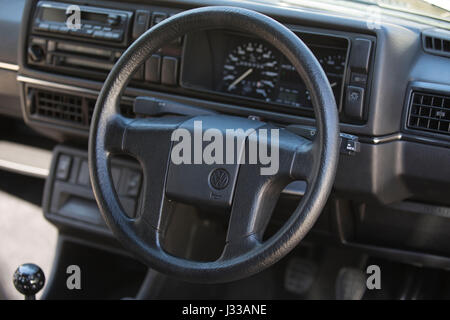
[145,54,162,83]
[340,133,361,156]
[107,14,121,27]
[56,155,72,181]
[350,72,368,86]
[132,10,150,39]
[77,160,90,186]
[161,56,179,86]
[152,12,168,26]
[344,86,365,120]
[348,38,372,73]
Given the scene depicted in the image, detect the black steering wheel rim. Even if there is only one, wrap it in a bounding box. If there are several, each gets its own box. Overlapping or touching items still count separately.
[89,6,340,283]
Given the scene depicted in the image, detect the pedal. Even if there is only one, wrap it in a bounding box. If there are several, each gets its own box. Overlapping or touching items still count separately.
[335,267,366,300]
[284,258,317,295]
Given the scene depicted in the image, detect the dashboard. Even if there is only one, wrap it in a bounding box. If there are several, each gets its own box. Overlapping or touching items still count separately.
[22,1,375,123]
[0,0,450,269]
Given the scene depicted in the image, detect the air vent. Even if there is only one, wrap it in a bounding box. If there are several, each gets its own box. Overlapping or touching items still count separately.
[422,29,450,58]
[407,91,450,136]
[29,88,135,128]
[33,90,85,126]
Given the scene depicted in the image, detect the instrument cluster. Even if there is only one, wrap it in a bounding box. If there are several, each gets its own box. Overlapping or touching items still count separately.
[181,31,349,111]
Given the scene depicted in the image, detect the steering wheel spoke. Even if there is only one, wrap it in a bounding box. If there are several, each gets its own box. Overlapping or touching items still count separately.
[102,114,130,154]
[290,137,317,183]
[122,117,183,231]
[133,160,173,233]
[220,163,291,259]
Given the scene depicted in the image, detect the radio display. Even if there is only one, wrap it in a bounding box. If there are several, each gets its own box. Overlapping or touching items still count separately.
[41,8,66,23]
[41,7,108,24]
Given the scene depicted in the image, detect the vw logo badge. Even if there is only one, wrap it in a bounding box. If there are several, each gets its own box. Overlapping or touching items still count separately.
[209,168,230,190]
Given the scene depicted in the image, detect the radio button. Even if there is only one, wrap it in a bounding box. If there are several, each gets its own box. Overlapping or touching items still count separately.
[36,23,49,31]
[84,29,94,37]
[93,30,106,39]
[58,26,69,34]
[107,14,122,26]
[49,24,59,32]
[47,40,56,52]
[103,32,114,40]
[111,32,123,41]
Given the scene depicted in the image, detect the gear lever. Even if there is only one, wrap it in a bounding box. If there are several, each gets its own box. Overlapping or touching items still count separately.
[13,263,45,300]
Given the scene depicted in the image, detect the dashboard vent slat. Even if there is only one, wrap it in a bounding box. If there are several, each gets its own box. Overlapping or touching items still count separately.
[34,90,85,126]
[422,29,450,58]
[29,88,135,129]
[407,91,450,136]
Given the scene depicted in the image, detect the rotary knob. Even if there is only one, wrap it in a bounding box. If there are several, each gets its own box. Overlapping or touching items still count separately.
[28,44,45,62]
[13,263,45,300]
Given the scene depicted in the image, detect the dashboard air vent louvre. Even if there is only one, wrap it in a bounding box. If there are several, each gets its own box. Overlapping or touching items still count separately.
[422,29,450,58]
[34,90,85,126]
[407,91,450,136]
[30,88,135,129]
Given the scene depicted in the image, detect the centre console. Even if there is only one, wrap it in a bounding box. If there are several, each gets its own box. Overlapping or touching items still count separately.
[43,145,143,236]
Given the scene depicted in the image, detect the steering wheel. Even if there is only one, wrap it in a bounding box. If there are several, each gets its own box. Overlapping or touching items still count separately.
[89,6,339,283]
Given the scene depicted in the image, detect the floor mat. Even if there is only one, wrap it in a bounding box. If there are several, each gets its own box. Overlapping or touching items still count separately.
[0,177,57,300]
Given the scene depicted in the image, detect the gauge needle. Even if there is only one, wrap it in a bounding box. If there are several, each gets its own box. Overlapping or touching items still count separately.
[228,68,253,91]
[330,82,337,88]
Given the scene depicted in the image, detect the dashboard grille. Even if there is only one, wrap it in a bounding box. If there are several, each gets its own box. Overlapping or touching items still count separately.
[30,88,134,128]
[34,90,85,126]
[422,30,450,58]
[407,91,450,136]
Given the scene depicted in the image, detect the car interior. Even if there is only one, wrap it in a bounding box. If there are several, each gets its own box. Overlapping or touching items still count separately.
[0,0,450,300]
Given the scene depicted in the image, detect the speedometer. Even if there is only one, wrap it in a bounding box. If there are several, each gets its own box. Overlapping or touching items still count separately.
[221,42,279,101]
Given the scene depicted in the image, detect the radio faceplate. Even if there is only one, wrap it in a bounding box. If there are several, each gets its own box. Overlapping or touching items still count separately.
[27,36,125,80]
[32,1,133,47]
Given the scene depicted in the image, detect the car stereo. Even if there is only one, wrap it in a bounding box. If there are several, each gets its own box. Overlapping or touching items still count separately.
[27,1,135,79]
[32,1,133,46]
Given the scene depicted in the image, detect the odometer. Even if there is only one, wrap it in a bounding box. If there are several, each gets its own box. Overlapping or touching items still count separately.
[221,42,279,101]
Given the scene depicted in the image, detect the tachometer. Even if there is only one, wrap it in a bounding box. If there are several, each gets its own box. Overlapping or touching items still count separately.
[221,42,279,101]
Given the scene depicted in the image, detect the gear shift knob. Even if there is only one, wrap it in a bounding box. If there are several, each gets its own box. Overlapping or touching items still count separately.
[13,263,45,300]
